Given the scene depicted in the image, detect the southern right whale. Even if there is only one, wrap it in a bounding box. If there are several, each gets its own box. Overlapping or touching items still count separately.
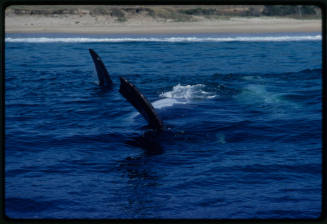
[89,49,164,132]
[89,49,113,87]
[119,77,172,153]
[119,76,164,131]
[88,49,178,153]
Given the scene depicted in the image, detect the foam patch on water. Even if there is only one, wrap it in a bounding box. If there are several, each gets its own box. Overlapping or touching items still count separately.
[5,34,322,43]
[244,84,281,104]
[151,83,216,109]
[238,84,281,104]
[128,83,214,117]
[160,84,216,100]
[236,83,302,120]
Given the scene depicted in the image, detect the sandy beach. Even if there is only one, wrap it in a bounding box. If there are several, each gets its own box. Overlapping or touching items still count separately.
[5,15,321,34]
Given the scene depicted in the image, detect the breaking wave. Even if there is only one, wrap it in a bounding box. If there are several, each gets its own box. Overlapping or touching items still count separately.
[5,34,321,43]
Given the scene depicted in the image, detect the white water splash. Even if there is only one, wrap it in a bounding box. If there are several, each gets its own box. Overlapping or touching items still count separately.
[160,84,215,100]
[152,83,216,109]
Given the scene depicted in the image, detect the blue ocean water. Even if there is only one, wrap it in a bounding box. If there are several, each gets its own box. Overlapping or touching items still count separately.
[5,33,322,219]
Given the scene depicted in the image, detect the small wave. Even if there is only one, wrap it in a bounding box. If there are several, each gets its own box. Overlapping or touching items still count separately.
[5,34,322,43]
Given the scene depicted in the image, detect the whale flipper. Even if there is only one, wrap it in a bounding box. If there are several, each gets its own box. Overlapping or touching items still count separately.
[89,49,113,87]
[119,77,164,131]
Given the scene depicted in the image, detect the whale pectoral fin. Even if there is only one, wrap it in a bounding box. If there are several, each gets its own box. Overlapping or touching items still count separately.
[119,77,164,131]
[89,49,113,87]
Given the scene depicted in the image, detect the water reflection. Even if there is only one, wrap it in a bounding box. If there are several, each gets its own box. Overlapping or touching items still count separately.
[117,155,162,217]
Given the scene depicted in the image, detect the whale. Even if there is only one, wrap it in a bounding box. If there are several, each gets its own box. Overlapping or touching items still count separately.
[88,48,166,154]
[88,49,163,131]
[119,77,172,153]
[89,49,113,87]
[119,76,164,131]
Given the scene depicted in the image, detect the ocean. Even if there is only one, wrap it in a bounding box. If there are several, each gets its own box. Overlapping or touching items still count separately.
[4,32,322,219]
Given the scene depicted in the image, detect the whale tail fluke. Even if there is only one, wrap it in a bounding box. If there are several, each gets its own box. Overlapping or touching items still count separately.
[119,77,164,131]
[89,49,113,87]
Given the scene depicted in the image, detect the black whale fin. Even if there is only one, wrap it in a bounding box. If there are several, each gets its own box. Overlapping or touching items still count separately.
[119,77,164,131]
[89,49,113,87]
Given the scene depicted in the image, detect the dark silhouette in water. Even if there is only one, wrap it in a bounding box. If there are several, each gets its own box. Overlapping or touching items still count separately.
[89,49,167,153]
[89,49,113,87]
[126,131,164,155]
[119,77,175,154]
[119,76,164,131]
[88,49,164,131]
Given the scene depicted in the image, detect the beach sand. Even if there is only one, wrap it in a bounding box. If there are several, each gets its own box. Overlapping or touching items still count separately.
[5,15,321,34]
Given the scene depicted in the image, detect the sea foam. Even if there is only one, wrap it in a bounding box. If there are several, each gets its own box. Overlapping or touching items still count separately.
[152,83,216,109]
[159,84,215,100]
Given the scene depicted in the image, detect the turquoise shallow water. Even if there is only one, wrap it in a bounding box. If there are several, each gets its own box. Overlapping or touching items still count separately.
[5,32,322,219]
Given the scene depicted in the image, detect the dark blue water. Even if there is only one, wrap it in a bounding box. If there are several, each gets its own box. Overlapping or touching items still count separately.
[5,33,322,219]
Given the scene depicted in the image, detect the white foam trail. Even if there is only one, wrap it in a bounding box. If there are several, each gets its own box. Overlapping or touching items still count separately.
[5,35,321,43]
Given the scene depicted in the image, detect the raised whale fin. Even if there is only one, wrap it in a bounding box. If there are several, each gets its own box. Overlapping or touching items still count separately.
[89,49,113,87]
[119,77,164,131]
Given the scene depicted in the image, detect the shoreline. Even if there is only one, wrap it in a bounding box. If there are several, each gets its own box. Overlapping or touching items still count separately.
[5,16,321,35]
